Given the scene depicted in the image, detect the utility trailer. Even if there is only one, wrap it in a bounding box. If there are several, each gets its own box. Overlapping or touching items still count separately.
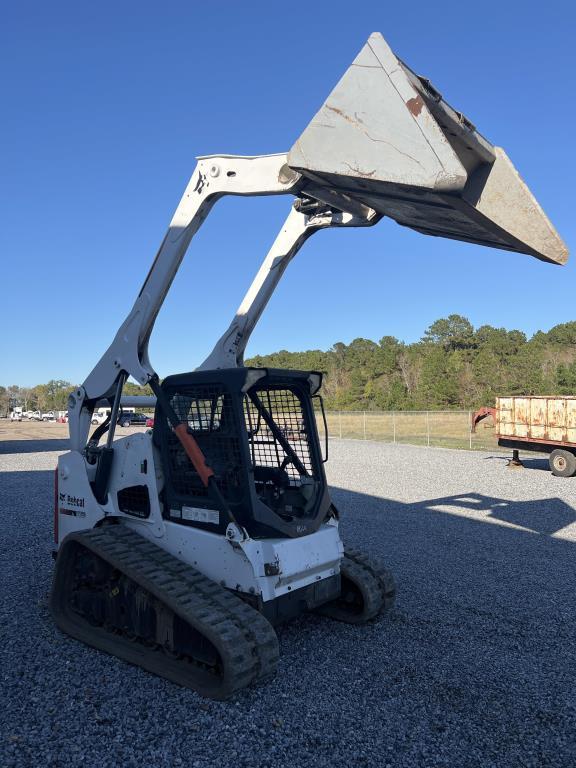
[472,397,576,476]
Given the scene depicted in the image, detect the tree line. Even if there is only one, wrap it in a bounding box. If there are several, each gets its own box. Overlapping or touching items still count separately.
[4,316,576,414]
[0,380,152,416]
[246,315,576,411]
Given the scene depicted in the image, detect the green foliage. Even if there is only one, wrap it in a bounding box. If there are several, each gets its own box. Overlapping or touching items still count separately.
[422,314,474,351]
[4,318,576,414]
[123,381,154,397]
[30,380,75,411]
[246,317,576,410]
[0,381,75,414]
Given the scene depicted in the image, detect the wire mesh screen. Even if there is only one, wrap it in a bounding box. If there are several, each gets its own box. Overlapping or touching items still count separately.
[244,388,316,484]
[165,385,242,501]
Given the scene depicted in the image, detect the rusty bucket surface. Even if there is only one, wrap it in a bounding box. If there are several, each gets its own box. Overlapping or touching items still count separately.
[288,32,568,265]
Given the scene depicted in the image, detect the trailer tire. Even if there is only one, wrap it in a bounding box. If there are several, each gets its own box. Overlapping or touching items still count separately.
[549,449,576,478]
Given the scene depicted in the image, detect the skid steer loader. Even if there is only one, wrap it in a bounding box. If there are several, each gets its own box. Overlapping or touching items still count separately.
[51,32,568,699]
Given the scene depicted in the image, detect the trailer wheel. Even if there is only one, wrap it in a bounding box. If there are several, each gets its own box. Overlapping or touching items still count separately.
[549,449,576,478]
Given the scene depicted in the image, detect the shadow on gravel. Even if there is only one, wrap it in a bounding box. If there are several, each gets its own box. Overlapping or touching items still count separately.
[331,487,576,538]
[421,491,575,536]
[0,438,69,454]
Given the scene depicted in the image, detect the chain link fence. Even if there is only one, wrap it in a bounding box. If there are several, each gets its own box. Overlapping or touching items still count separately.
[316,410,497,451]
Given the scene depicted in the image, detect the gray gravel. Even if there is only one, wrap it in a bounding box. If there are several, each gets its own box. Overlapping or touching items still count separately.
[1,439,576,768]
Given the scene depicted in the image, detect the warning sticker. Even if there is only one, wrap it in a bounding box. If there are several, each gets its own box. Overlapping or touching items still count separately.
[182,506,219,525]
[59,507,86,518]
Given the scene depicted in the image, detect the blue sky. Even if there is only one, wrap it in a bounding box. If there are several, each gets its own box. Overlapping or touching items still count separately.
[1,1,574,387]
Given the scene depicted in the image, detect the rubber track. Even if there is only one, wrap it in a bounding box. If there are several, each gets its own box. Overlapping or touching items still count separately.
[50,524,279,699]
[345,547,396,612]
[317,547,396,624]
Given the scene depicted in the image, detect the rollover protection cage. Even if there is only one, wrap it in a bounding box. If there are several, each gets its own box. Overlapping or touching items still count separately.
[154,368,331,539]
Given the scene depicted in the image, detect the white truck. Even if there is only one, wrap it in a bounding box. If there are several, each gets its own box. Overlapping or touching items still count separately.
[91,406,135,426]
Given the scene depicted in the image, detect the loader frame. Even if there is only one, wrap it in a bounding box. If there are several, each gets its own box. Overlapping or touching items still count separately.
[50,30,566,699]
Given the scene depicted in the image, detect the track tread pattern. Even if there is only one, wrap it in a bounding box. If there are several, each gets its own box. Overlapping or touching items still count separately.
[317,547,396,624]
[345,547,396,611]
[50,524,279,699]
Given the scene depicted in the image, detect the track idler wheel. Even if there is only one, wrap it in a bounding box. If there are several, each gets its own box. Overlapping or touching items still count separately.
[317,548,395,624]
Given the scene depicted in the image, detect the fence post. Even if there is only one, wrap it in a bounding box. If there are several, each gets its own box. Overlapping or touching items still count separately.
[363,411,367,440]
[468,410,472,450]
[426,411,430,447]
[392,411,396,444]
[338,411,342,439]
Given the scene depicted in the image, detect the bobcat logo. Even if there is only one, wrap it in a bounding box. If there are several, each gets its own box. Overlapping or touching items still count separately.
[59,493,85,508]
[58,492,86,518]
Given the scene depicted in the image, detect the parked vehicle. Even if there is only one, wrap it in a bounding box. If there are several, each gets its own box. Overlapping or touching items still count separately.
[118,412,148,427]
[473,396,576,477]
[91,407,135,426]
[28,411,42,421]
[10,408,23,421]
[42,411,55,421]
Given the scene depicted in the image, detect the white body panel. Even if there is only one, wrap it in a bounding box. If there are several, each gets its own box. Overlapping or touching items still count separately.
[56,433,343,603]
[130,519,342,602]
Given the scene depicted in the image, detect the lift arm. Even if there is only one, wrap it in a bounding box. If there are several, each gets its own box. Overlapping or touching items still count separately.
[68,154,302,450]
[198,199,378,370]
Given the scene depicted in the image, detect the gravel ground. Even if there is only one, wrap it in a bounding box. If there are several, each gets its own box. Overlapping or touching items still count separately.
[1,438,576,768]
